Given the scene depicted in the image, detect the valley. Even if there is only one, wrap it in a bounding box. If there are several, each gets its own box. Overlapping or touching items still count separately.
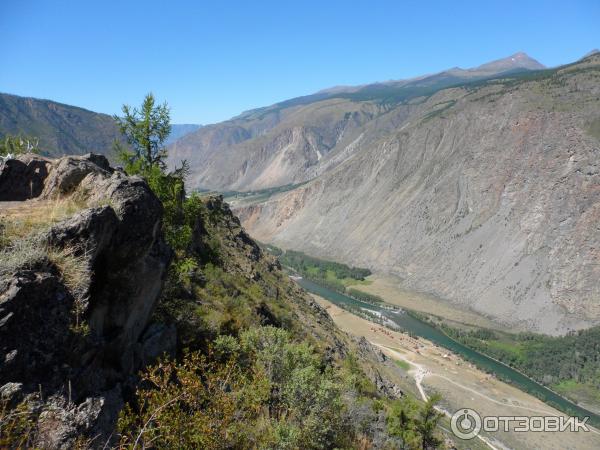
[294,276,600,423]
[254,241,600,444]
[4,2,599,448]
[314,295,600,450]
[213,53,600,336]
[185,51,600,446]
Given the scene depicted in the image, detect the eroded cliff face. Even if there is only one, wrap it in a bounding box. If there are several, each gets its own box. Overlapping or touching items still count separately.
[0,154,172,448]
[168,99,385,191]
[236,56,600,335]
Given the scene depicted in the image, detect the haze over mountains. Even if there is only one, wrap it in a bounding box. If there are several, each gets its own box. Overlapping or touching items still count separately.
[167,51,600,335]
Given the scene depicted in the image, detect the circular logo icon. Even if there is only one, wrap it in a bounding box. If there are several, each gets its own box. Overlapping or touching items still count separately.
[451,408,482,440]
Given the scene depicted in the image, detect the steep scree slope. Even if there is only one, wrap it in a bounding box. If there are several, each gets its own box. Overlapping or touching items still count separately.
[235,54,600,335]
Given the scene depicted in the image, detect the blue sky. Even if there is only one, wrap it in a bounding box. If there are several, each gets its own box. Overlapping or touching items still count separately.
[1,0,598,124]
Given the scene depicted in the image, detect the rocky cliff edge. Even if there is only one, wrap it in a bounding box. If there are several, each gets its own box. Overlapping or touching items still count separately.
[0,153,172,448]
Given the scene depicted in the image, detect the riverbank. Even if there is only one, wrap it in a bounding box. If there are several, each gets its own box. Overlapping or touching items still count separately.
[296,277,600,424]
[349,274,600,415]
[351,274,522,333]
[315,296,600,450]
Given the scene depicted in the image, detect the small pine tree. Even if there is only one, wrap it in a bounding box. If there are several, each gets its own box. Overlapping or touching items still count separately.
[113,94,190,250]
[113,93,171,170]
[416,394,443,450]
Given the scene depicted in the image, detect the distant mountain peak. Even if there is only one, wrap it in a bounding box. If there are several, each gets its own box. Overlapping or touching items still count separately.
[583,49,600,58]
[472,52,546,73]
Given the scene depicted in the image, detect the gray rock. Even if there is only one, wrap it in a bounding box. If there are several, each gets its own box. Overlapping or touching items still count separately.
[0,270,74,387]
[46,205,119,262]
[41,153,112,198]
[138,323,177,366]
[0,153,51,200]
[0,153,172,448]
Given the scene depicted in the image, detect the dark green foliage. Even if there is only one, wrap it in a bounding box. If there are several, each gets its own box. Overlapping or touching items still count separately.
[347,288,384,304]
[279,249,371,281]
[119,328,352,449]
[444,325,600,393]
[113,93,172,169]
[114,94,192,253]
[387,393,443,450]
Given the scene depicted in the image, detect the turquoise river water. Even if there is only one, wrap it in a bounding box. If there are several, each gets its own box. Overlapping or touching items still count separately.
[296,277,600,427]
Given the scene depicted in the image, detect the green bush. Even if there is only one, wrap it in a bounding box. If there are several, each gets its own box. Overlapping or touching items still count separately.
[119,327,351,449]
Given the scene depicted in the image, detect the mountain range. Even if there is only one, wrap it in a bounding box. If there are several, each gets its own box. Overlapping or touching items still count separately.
[3,51,599,335]
[166,52,549,190]
[0,92,199,157]
[167,51,600,335]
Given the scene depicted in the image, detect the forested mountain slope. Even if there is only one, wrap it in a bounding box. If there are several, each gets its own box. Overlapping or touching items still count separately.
[0,93,200,157]
[0,93,122,157]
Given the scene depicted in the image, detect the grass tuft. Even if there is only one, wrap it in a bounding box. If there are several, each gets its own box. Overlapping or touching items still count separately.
[0,236,91,300]
[0,197,88,244]
[0,236,47,276]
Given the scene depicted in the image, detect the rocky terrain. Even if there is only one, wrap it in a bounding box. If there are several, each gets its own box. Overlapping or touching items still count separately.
[174,52,600,335]
[0,153,173,447]
[0,153,415,448]
[167,52,547,191]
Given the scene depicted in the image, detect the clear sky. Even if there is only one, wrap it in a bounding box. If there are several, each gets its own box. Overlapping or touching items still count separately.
[1,0,598,124]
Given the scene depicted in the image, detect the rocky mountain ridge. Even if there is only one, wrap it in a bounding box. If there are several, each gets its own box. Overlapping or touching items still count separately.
[0,153,172,447]
[166,52,551,191]
[226,53,600,335]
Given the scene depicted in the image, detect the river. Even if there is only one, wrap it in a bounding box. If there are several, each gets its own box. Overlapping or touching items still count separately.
[296,277,600,427]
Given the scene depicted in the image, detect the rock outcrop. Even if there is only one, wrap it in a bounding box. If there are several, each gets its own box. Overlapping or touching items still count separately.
[0,154,51,201]
[0,153,172,448]
[0,153,425,449]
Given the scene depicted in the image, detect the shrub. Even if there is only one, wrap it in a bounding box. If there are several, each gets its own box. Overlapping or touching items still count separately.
[119,327,353,449]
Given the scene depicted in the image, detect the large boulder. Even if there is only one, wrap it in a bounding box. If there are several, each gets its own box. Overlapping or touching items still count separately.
[0,154,51,200]
[0,270,74,387]
[0,153,172,448]
[41,153,112,198]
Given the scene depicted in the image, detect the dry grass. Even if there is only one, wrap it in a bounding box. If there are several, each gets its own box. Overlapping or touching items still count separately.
[0,197,88,243]
[0,398,38,449]
[0,196,96,335]
[46,244,91,301]
[0,236,91,335]
[0,196,92,293]
[0,236,47,276]
[0,236,90,299]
